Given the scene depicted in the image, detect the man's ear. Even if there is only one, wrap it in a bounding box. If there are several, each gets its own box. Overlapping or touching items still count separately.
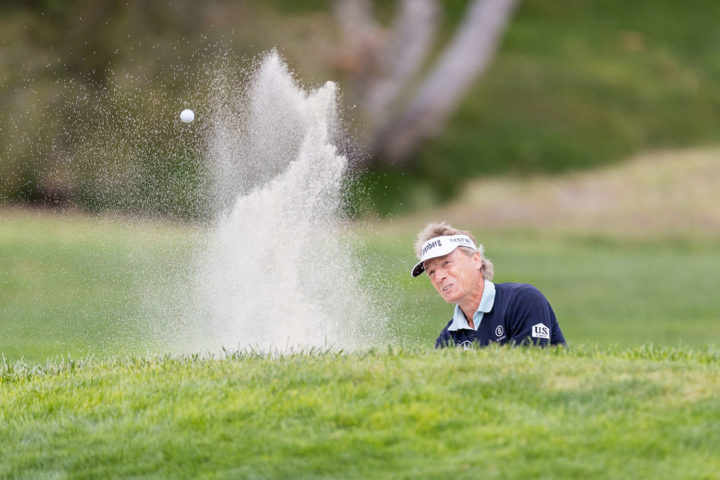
[472,251,483,269]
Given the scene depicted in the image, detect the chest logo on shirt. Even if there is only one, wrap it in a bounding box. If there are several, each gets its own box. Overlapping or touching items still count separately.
[495,325,504,337]
[532,323,550,339]
[457,340,474,350]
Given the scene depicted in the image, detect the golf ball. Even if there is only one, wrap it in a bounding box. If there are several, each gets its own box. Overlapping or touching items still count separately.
[180,109,195,123]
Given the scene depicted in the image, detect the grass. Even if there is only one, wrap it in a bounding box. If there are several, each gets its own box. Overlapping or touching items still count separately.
[1,206,719,477]
[0,209,202,361]
[1,346,719,479]
[439,148,720,237]
[2,202,720,362]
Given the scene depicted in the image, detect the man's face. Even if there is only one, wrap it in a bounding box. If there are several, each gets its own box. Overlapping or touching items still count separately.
[424,248,483,304]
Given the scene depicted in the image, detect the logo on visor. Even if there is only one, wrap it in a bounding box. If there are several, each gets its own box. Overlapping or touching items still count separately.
[449,237,473,246]
[422,239,443,256]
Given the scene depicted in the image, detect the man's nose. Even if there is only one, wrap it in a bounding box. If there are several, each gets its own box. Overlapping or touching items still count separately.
[436,266,447,280]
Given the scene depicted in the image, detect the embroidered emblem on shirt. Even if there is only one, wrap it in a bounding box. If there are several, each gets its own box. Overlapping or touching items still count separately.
[458,340,474,350]
[531,323,550,339]
[495,325,504,337]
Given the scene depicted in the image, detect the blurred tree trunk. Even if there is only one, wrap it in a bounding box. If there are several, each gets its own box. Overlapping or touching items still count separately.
[334,0,520,165]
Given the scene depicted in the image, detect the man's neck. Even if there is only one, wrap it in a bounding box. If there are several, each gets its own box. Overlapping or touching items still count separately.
[459,278,485,329]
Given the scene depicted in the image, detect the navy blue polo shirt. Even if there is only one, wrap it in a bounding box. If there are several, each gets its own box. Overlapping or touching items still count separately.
[435,281,565,348]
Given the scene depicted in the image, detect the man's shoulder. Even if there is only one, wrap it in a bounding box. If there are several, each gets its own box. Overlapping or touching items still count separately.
[435,318,455,348]
[495,282,544,299]
[494,283,550,313]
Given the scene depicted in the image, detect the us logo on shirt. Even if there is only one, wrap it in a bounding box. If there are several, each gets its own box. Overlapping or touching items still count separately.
[531,323,550,339]
[495,325,504,337]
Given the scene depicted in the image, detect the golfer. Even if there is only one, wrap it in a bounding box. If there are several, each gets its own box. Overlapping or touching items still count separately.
[412,222,566,348]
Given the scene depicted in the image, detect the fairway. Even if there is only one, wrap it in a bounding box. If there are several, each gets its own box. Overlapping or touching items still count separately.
[2,209,720,362]
[0,210,204,361]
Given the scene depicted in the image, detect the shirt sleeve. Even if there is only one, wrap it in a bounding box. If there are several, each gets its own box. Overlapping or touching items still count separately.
[506,285,565,346]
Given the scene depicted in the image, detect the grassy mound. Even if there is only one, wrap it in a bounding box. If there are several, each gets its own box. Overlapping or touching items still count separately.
[437,148,720,236]
[2,346,718,479]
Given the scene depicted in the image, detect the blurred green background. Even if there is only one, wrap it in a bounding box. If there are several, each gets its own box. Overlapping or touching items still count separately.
[1,0,719,360]
[2,204,719,361]
[3,0,720,215]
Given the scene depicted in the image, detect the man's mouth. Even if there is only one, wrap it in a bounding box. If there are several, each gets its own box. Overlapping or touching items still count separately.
[442,284,453,293]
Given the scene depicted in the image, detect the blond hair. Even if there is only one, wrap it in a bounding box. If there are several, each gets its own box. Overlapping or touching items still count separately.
[415,221,494,280]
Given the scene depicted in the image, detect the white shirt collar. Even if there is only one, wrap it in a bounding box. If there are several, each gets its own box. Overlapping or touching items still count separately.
[448,280,496,332]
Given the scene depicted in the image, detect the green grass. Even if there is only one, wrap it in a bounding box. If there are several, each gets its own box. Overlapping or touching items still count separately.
[1,346,719,479]
[2,212,719,477]
[0,210,202,361]
[2,210,720,362]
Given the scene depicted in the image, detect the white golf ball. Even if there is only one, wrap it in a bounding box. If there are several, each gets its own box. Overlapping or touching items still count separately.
[179,109,195,123]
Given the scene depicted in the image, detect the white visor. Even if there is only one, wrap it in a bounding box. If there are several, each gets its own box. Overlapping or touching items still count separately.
[411,235,477,277]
